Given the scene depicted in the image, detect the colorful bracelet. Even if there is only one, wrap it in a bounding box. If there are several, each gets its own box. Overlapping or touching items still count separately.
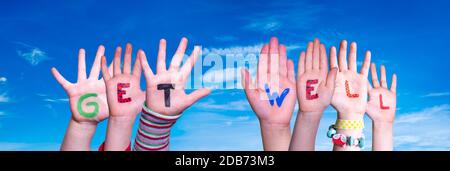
[335,119,364,130]
[327,124,365,149]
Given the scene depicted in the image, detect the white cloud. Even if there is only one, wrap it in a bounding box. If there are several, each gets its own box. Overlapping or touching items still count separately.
[0,111,5,116]
[396,105,449,124]
[196,99,251,111]
[43,98,69,103]
[422,92,450,98]
[0,77,6,83]
[203,44,263,57]
[0,93,9,103]
[14,42,50,66]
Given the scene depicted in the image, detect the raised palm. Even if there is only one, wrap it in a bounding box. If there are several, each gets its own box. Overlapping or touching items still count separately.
[366,64,397,123]
[242,37,296,125]
[101,44,145,118]
[51,46,109,123]
[330,41,371,119]
[297,39,337,113]
[140,38,211,116]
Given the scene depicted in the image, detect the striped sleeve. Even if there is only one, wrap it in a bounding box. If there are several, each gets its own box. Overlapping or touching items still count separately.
[133,103,181,151]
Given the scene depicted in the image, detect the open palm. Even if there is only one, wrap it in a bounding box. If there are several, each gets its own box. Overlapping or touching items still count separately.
[101,44,145,118]
[330,41,371,119]
[366,64,397,123]
[140,38,211,116]
[51,46,109,123]
[242,37,296,125]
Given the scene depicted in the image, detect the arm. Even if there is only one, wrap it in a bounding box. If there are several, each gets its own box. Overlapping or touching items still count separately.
[241,37,297,151]
[330,41,371,151]
[290,39,337,151]
[101,44,146,151]
[367,64,397,151]
[134,38,210,151]
[52,46,110,151]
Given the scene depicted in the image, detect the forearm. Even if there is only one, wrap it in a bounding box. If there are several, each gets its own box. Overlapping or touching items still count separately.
[61,119,97,151]
[372,121,393,151]
[133,103,181,151]
[260,121,291,151]
[104,116,134,151]
[290,111,322,151]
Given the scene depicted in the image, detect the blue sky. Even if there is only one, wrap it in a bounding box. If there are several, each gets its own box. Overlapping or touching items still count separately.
[0,0,450,150]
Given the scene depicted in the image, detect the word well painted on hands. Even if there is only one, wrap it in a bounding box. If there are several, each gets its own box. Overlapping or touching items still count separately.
[157,84,175,107]
[264,84,290,107]
[77,93,99,118]
[345,80,359,98]
[306,79,319,100]
[117,83,132,103]
[379,94,390,110]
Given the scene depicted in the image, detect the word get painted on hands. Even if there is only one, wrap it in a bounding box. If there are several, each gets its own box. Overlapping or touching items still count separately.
[264,84,290,107]
[379,94,390,110]
[345,80,359,98]
[306,79,319,100]
[157,84,175,107]
[117,83,132,103]
[77,93,99,118]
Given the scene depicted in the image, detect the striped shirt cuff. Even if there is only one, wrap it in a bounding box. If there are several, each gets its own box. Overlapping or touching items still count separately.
[133,103,181,151]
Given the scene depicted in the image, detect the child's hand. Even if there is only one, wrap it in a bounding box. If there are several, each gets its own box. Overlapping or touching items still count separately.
[366,64,397,123]
[100,43,145,150]
[297,39,337,114]
[241,37,296,151]
[367,64,397,151]
[100,44,145,119]
[51,46,109,123]
[330,41,371,119]
[241,37,296,127]
[139,38,210,116]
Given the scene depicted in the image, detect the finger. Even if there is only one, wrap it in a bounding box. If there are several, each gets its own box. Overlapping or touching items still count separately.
[257,44,269,89]
[391,74,397,93]
[170,37,188,72]
[380,65,388,88]
[107,61,113,78]
[279,44,287,77]
[101,56,111,81]
[157,39,167,74]
[305,42,313,71]
[180,46,201,81]
[329,46,338,69]
[326,67,338,88]
[139,50,155,83]
[51,67,72,89]
[187,88,211,105]
[312,38,320,70]
[113,46,122,76]
[287,59,295,82]
[348,42,357,71]
[360,51,371,77]
[370,63,380,88]
[268,37,279,76]
[298,51,306,76]
[132,50,142,77]
[123,43,132,74]
[338,40,348,71]
[77,49,87,82]
[320,44,328,71]
[241,68,255,90]
[88,45,105,80]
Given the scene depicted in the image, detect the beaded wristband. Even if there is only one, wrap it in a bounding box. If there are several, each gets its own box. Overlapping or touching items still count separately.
[335,119,364,130]
[327,124,365,148]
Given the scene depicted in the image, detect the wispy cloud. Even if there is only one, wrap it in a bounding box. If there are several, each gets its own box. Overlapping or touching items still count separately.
[13,41,50,66]
[396,104,449,124]
[422,92,450,98]
[43,98,69,103]
[203,44,263,57]
[0,93,9,103]
[0,77,6,83]
[196,99,251,111]
[0,111,5,116]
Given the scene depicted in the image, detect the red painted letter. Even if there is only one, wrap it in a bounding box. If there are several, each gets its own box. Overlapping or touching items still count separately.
[306,79,319,100]
[345,80,359,98]
[379,94,390,110]
[117,83,131,103]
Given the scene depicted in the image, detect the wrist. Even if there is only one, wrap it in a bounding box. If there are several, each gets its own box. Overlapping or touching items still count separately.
[373,121,393,133]
[298,110,324,121]
[337,112,365,120]
[69,119,98,136]
[260,121,291,135]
